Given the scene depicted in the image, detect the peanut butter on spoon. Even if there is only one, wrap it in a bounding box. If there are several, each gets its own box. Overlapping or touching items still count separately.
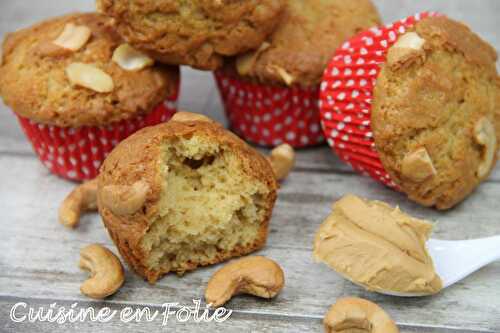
[314,195,443,295]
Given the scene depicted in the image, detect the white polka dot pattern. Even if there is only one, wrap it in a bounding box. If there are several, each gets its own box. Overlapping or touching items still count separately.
[16,91,179,182]
[214,71,325,148]
[319,12,440,190]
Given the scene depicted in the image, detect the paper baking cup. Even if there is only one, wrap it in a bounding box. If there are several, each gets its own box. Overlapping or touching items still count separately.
[319,12,440,189]
[16,91,179,181]
[215,71,324,148]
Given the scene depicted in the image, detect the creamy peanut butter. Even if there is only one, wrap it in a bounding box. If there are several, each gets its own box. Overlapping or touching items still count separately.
[313,195,443,295]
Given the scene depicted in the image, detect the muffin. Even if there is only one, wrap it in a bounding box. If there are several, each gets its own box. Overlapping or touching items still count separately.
[97,112,278,283]
[0,13,180,181]
[96,0,286,70]
[320,13,500,209]
[215,0,381,147]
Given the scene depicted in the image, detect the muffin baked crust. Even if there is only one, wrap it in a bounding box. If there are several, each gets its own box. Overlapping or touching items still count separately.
[0,13,179,127]
[233,0,381,87]
[97,0,286,70]
[97,115,278,283]
[372,16,500,210]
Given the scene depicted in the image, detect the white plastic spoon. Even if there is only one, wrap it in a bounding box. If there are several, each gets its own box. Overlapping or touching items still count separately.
[379,235,500,297]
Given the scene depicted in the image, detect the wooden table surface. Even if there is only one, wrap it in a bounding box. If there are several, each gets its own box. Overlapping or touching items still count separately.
[1,1,499,332]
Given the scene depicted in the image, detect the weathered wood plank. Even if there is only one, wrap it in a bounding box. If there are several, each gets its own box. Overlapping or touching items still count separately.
[1,297,491,333]
[0,154,499,332]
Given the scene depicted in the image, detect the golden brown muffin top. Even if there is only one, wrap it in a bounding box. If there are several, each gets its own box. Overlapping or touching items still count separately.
[0,13,179,127]
[232,0,381,87]
[372,16,500,210]
[97,0,286,70]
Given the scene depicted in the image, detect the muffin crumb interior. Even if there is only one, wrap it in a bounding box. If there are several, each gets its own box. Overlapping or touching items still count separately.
[140,135,269,274]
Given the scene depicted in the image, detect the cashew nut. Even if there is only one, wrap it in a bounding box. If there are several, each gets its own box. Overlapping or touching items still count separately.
[59,178,98,228]
[401,147,436,182]
[112,43,154,71]
[79,244,125,299]
[36,40,73,58]
[474,117,497,178]
[387,32,426,70]
[268,144,295,181]
[324,297,399,333]
[53,23,91,52]
[269,65,295,86]
[171,111,213,123]
[100,180,150,215]
[205,256,285,307]
[66,62,114,93]
[394,32,426,50]
[236,42,270,76]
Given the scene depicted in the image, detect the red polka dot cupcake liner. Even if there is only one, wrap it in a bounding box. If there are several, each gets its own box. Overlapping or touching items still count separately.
[16,90,179,182]
[319,12,440,189]
[214,71,324,148]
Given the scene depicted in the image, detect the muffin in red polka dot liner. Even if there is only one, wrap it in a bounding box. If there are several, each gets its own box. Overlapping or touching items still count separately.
[0,13,180,181]
[215,0,382,148]
[320,12,500,210]
[16,95,178,181]
[215,72,323,147]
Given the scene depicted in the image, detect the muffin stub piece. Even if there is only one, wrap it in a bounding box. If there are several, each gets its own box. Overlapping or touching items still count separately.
[372,16,500,209]
[97,0,286,70]
[314,195,443,295]
[233,0,381,87]
[97,113,278,283]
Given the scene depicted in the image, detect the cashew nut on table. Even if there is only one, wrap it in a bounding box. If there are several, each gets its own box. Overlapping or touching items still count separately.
[79,244,125,299]
[205,256,285,307]
[58,178,98,228]
[268,144,295,181]
[324,297,399,333]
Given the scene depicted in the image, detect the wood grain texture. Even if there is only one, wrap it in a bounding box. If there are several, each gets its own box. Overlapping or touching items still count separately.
[1,297,491,333]
[1,1,500,332]
[0,153,499,332]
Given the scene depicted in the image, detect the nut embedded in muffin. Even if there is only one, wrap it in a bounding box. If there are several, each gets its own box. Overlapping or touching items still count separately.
[97,0,286,70]
[0,13,180,181]
[97,113,278,283]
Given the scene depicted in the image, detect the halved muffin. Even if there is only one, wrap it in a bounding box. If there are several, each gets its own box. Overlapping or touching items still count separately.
[97,112,278,283]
